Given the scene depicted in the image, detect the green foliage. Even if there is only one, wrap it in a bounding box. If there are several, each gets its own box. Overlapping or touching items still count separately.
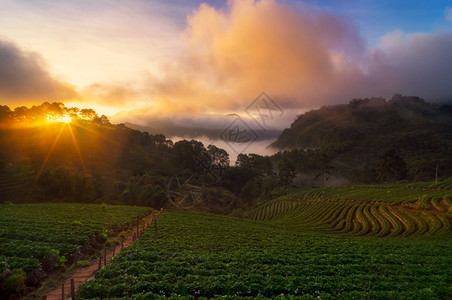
[75,260,90,267]
[1,269,26,293]
[272,95,452,181]
[0,203,149,277]
[78,210,452,299]
[249,182,452,237]
[276,155,297,188]
[120,174,167,208]
[239,180,260,207]
[376,149,407,182]
[99,229,108,240]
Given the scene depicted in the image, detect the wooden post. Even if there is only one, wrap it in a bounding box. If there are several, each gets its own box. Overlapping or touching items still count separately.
[70,278,75,299]
[42,296,47,300]
[61,283,64,300]
[104,248,107,266]
[98,255,101,269]
[112,246,115,257]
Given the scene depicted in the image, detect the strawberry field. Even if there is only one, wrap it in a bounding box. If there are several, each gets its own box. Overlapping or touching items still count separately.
[77,210,452,299]
[0,203,150,294]
[249,181,452,237]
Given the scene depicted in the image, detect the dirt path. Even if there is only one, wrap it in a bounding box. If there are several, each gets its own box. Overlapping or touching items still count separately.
[45,209,162,300]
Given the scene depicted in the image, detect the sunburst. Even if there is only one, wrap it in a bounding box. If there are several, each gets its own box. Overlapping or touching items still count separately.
[46,114,72,123]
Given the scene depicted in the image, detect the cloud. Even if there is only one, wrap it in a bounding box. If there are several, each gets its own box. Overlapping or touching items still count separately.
[0,40,78,106]
[114,0,364,125]
[4,0,452,128]
[81,82,139,107]
[178,0,365,107]
[364,30,452,101]
[445,7,452,21]
[111,0,452,132]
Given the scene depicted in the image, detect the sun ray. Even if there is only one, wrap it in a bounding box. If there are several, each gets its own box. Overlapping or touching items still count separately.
[67,123,87,175]
[28,123,66,198]
[70,120,123,149]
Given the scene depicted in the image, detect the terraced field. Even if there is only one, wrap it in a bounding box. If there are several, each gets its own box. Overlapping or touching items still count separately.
[249,181,452,237]
[77,210,452,299]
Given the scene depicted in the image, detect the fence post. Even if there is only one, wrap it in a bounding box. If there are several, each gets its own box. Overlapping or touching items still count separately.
[98,255,101,269]
[112,246,115,257]
[61,283,64,300]
[71,278,75,299]
[104,248,107,266]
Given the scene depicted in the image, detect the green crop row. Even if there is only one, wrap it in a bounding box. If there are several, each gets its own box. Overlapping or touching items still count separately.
[0,203,150,281]
[77,210,452,299]
[283,181,452,204]
[251,194,452,238]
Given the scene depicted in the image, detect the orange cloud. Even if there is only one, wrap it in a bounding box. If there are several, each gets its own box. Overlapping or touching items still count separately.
[115,0,365,125]
[180,0,364,108]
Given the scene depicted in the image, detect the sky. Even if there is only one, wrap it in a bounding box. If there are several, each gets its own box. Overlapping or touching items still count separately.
[1,0,452,133]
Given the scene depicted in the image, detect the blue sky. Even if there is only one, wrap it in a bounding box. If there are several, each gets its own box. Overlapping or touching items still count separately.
[299,0,452,46]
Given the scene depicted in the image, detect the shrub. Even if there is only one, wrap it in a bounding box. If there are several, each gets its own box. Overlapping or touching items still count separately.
[1,269,26,293]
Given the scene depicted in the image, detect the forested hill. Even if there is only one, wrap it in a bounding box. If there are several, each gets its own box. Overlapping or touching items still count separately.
[272,94,452,161]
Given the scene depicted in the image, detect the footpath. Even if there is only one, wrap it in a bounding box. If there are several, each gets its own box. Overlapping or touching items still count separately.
[44,209,162,300]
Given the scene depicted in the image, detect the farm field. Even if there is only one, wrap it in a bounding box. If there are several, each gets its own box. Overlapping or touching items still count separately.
[0,203,150,297]
[77,209,452,299]
[249,182,452,237]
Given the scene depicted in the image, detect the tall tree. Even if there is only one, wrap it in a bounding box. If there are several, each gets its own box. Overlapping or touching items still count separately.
[314,152,334,187]
[277,155,297,188]
[376,149,407,182]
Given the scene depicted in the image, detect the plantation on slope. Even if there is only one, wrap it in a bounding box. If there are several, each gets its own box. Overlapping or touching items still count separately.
[249,182,452,237]
[77,210,452,299]
[0,203,150,297]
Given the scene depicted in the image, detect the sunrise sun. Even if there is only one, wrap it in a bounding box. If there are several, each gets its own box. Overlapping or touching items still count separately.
[46,114,72,123]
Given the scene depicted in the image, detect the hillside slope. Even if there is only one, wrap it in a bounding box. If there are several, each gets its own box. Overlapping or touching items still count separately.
[272,95,452,166]
[249,181,452,237]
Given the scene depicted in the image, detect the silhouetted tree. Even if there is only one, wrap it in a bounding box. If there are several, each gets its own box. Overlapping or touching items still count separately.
[277,155,297,188]
[314,153,334,187]
[376,149,407,182]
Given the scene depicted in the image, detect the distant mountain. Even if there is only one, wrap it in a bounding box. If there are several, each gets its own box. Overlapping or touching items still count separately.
[272,94,452,165]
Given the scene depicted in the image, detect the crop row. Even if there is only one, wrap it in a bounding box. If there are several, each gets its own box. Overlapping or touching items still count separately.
[282,181,452,204]
[0,203,150,291]
[77,210,452,299]
[250,197,452,238]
